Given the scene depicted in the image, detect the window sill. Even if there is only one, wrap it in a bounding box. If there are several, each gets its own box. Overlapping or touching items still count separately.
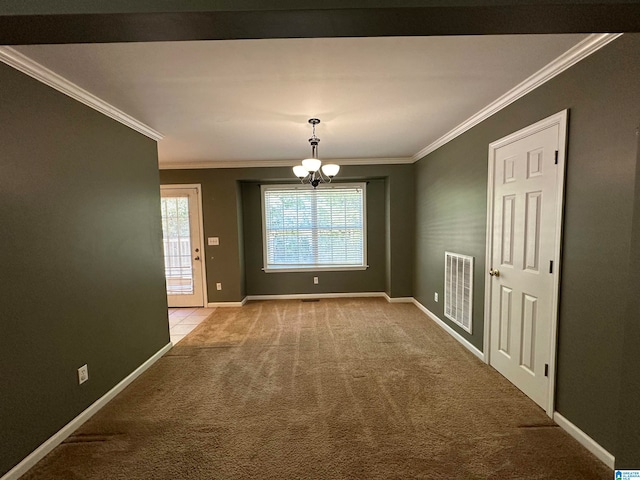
[263,265,369,273]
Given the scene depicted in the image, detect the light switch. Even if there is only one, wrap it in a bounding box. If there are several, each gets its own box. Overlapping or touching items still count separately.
[208,237,219,246]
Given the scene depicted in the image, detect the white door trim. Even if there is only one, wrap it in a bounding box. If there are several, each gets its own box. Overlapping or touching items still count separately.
[483,110,568,417]
[160,184,208,307]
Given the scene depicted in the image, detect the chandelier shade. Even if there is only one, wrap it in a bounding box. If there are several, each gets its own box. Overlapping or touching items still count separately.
[293,165,308,178]
[301,158,322,172]
[321,163,340,177]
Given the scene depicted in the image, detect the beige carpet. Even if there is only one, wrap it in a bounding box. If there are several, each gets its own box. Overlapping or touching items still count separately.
[23,298,610,479]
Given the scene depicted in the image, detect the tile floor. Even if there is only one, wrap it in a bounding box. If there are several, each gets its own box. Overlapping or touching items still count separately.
[168,307,216,345]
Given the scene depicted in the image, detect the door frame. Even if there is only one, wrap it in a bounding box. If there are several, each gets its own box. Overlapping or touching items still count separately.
[160,183,208,307]
[483,110,568,417]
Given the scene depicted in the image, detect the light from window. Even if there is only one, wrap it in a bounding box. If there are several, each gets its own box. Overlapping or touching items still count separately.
[261,183,367,272]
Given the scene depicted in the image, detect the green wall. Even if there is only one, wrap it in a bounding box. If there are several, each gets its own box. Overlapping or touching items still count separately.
[414,34,640,459]
[159,164,414,301]
[616,129,640,468]
[414,135,488,349]
[0,63,169,477]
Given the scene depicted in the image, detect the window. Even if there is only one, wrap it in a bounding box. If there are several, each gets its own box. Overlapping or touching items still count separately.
[261,183,367,272]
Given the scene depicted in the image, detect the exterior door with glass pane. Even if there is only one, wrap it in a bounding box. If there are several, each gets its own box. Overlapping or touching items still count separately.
[160,185,204,307]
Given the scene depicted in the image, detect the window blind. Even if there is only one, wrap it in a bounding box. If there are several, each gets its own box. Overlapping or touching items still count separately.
[262,184,366,271]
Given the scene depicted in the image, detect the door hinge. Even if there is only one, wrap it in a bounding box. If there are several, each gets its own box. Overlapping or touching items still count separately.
[544,364,549,377]
[549,260,554,274]
[554,150,559,165]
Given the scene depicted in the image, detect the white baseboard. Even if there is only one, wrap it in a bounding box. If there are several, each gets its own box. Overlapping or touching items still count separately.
[207,298,247,307]
[245,292,387,301]
[553,412,615,469]
[383,294,414,303]
[1,342,172,480]
[412,299,485,362]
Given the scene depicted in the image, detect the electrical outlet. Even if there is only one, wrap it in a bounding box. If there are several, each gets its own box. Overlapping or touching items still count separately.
[216,282,222,290]
[78,364,89,385]
[313,276,319,285]
[434,292,439,302]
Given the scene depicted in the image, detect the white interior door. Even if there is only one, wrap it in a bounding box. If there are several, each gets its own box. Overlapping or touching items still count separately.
[486,112,567,414]
[160,185,205,308]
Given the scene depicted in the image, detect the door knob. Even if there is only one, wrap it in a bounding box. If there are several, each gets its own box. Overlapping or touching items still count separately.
[194,256,200,261]
[489,269,500,277]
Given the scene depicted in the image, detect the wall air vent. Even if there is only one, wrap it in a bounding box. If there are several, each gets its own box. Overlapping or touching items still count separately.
[444,252,474,333]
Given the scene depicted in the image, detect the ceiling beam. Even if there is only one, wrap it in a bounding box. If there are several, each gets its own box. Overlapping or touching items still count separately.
[0,2,639,45]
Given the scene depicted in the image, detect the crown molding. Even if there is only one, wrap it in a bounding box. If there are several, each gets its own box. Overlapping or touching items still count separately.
[159,156,414,170]
[0,46,163,141]
[412,33,623,161]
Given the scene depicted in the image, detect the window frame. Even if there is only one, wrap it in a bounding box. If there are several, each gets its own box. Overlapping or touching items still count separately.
[260,182,368,273]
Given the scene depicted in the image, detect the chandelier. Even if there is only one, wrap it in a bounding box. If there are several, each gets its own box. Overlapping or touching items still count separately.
[292,118,340,188]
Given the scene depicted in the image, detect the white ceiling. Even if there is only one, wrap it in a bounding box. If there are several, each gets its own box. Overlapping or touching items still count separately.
[14,35,588,167]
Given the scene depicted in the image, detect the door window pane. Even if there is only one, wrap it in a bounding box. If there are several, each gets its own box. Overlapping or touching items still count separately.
[161,196,193,295]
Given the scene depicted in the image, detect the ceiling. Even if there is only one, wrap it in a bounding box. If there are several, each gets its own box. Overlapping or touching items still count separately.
[14,34,588,168]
